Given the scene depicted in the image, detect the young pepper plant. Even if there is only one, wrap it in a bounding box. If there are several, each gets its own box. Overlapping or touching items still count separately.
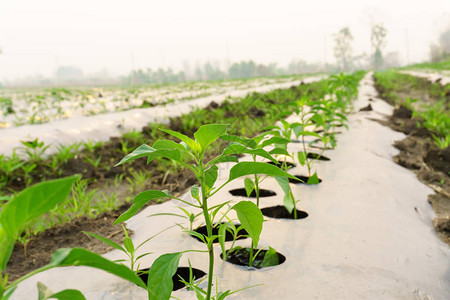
[221,131,291,207]
[114,124,297,300]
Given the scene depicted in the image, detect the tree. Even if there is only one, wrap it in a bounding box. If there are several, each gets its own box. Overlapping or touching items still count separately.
[371,23,387,70]
[333,27,354,71]
[430,27,450,62]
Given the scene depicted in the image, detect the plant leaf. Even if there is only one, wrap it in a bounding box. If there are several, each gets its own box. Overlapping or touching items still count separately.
[274,176,294,213]
[244,178,255,197]
[206,155,238,167]
[297,152,306,166]
[159,129,199,153]
[228,162,298,182]
[0,175,80,271]
[114,190,173,224]
[261,247,279,268]
[147,252,182,300]
[260,137,290,148]
[48,248,146,288]
[194,124,228,151]
[82,232,126,253]
[232,201,263,248]
[115,144,153,166]
[307,172,320,184]
[205,165,218,190]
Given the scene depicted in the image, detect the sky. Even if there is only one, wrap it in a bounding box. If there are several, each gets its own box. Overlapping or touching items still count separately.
[0,0,449,80]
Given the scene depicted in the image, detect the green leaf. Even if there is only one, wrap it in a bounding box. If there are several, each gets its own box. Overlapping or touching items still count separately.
[159,129,199,153]
[185,230,206,243]
[310,113,324,125]
[269,147,290,156]
[295,131,323,140]
[194,124,228,151]
[49,290,86,300]
[147,252,182,300]
[260,137,290,148]
[114,190,174,224]
[220,134,256,148]
[115,144,153,166]
[307,172,320,185]
[218,223,228,260]
[297,152,306,166]
[205,165,218,190]
[228,162,298,182]
[244,178,255,197]
[274,177,294,213]
[206,155,238,166]
[48,248,146,288]
[191,185,200,199]
[261,247,279,268]
[0,175,80,238]
[0,175,80,271]
[152,139,186,152]
[222,143,277,164]
[232,201,263,248]
[292,124,304,137]
[123,237,134,254]
[82,232,126,253]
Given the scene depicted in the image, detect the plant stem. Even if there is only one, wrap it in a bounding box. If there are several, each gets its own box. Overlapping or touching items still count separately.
[290,189,297,219]
[200,167,214,300]
[249,243,254,267]
[254,174,260,207]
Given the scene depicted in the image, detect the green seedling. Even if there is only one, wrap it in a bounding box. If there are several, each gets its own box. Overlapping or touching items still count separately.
[83,224,176,273]
[19,138,50,163]
[115,124,297,299]
[221,131,290,207]
[220,201,280,268]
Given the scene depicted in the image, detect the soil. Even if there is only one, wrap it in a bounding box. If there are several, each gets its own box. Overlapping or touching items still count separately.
[192,223,249,243]
[138,266,206,291]
[261,205,308,220]
[228,188,277,198]
[265,160,296,169]
[288,175,322,184]
[372,88,450,245]
[220,247,286,269]
[5,206,130,282]
[359,104,373,111]
[306,152,330,161]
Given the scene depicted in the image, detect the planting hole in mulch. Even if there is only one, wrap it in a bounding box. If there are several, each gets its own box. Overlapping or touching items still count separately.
[266,160,296,169]
[306,152,330,161]
[229,188,277,198]
[138,267,206,291]
[289,175,322,185]
[220,247,286,269]
[308,139,334,150]
[192,222,249,243]
[261,205,308,220]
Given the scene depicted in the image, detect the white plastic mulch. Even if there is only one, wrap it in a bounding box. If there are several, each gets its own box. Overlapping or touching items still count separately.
[0,76,324,158]
[10,73,450,299]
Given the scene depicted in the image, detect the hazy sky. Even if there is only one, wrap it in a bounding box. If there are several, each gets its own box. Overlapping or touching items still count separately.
[0,0,449,80]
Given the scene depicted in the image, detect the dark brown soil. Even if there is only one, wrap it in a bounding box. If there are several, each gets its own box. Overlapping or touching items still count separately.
[373,102,450,245]
[220,247,286,269]
[288,175,322,184]
[265,160,296,169]
[138,266,206,291]
[192,223,248,243]
[261,205,308,220]
[5,207,129,282]
[228,188,277,198]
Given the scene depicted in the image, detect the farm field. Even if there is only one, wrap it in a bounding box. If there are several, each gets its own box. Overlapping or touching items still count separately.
[0,64,449,299]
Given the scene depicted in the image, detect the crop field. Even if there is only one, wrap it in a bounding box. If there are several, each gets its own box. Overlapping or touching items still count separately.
[0,64,449,299]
